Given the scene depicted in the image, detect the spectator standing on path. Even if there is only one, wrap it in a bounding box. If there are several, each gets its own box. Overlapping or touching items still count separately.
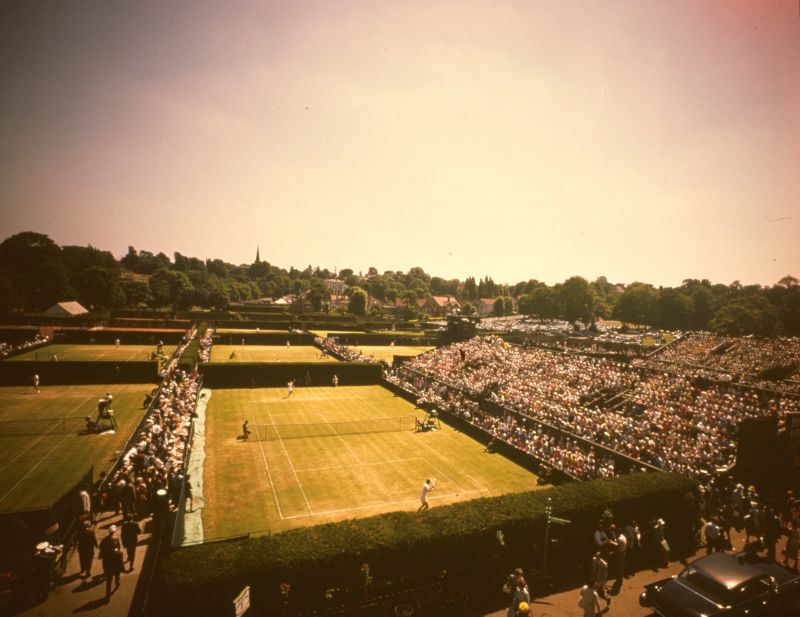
[33,373,40,393]
[784,520,800,571]
[507,569,530,617]
[614,526,627,583]
[704,518,721,554]
[76,521,97,579]
[578,579,602,617]
[332,374,338,387]
[79,485,92,521]
[185,473,194,512]
[590,551,610,606]
[121,517,141,572]
[99,525,123,601]
[763,507,781,562]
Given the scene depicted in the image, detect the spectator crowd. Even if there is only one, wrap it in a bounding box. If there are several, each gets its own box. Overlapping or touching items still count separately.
[386,336,800,481]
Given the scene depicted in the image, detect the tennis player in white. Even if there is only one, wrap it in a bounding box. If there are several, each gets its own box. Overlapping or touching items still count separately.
[418,478,435,512]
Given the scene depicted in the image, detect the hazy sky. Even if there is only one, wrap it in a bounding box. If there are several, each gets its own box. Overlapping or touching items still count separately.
[1,1,798,287]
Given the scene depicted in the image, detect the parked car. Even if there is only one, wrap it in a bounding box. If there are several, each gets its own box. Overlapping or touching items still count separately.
[640,552,800,616]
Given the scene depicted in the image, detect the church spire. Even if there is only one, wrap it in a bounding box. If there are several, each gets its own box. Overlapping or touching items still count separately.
[255,246,261,263]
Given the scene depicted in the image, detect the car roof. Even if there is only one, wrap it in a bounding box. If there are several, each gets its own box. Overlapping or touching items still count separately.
[691,553,766,590]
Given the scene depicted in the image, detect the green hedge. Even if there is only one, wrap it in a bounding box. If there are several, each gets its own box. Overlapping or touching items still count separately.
[152,472,696,616]
[199,362,381,388]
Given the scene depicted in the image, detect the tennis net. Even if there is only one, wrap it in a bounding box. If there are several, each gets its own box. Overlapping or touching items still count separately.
[253,416,417,441]
[0,417,89,436]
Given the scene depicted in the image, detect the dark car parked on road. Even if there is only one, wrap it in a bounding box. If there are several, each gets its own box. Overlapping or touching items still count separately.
[640,552,800,617]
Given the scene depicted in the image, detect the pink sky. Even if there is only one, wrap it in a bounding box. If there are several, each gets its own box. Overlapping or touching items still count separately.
[1,0,798,286]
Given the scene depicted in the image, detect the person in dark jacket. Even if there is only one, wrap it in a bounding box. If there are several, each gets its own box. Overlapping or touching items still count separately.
[76,521,97,579]
[98,526,123,601]
[120,518,141,572]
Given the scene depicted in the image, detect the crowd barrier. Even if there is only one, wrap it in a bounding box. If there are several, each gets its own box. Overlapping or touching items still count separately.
[199,362,382,388]
[0,361,160,385]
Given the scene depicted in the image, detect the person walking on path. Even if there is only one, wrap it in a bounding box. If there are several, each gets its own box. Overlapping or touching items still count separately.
[121,517,141,572]
[33,373,40,393]
[591,551,610,606]
[99,525,123,601]
[76,521,97,579]
[507,570,531,617]
[578,579,602,617]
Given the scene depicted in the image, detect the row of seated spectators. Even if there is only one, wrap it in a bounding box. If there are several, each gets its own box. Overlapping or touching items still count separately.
[314,336,375,363]
[390,336,800,480]
[390,370,618,480]
[99,365,201,521]
[650,332,800,377]
[0,334,50,359]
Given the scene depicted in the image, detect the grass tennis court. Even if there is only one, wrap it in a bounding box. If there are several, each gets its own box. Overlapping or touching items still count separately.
[0,384,152,512]
[353,346,433,362]
[8,344,168,362]
[209,345,339,363]
[201,385,542,538]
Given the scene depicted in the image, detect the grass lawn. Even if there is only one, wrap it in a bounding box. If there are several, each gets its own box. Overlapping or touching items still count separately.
[0,384,152,512]
[209,345,339,363]
[353,346,433,362]
[9,344,169,362]
[201,385,543,539]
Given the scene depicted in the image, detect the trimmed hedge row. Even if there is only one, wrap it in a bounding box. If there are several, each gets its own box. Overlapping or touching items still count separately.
[152,472,696,617]
[199,362,382,388]
[0,360,159,385]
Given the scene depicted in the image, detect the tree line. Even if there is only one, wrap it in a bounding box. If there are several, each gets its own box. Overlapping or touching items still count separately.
[0,231,797,335]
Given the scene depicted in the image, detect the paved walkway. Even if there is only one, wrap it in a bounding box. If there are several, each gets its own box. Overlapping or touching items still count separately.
[14,512,153,617]
[482,527,791,617]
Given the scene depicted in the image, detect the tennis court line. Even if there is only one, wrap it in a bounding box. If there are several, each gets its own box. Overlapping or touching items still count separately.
[315,412,363,465]
[295,456,424,473]
[264,405,314,517]
[0,427,77,503]
[249,404,285,520]
[281,487,489,520]
[0,396,90,475]
[407,430,489,493]
[357,395,471,494]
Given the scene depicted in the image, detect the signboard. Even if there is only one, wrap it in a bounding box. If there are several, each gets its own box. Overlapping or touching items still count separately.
[233,586,250,617]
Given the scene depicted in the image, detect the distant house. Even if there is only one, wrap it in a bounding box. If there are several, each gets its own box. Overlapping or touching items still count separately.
[43,301,89,318]
[476,298,497,317]
[421,295,460,317]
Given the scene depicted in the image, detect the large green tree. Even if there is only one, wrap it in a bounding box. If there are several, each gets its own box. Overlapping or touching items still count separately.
[348,287,368,316]
[559,276,595,323]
